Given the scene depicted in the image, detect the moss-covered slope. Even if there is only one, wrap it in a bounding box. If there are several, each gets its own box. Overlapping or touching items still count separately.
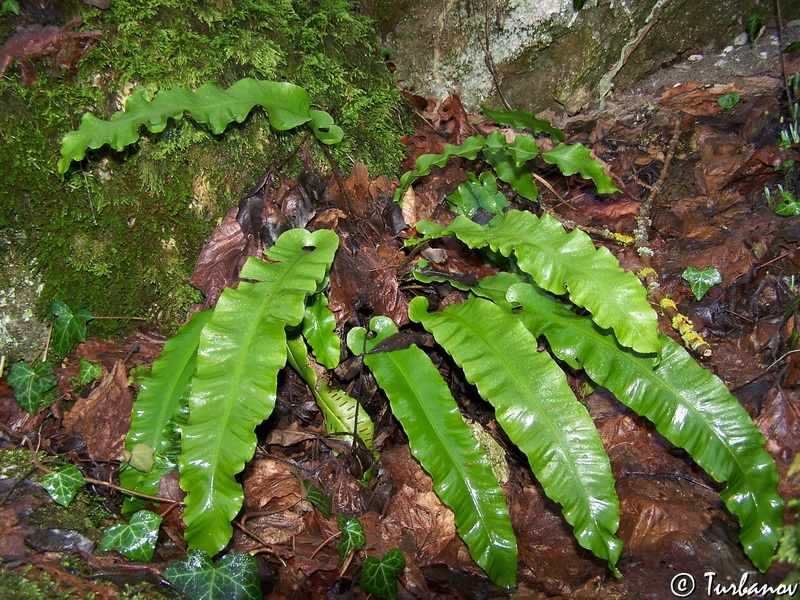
[0,0,407,355]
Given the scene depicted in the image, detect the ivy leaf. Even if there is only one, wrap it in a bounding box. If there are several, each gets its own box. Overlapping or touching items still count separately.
[99,510,162,562]
[303,480,330,518]
[42,464,85,507]
[784,41,800,54]
[361,548,406,600]
[337,515,366,564]
[7,360,56,415]
[682,266,722,300]
[163,550,261,600]
[1,0,20,16]
[717,92,740,110]
[50,299,92,357]
[77,357,102,385]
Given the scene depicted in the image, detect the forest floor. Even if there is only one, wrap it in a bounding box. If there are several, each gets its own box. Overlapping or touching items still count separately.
[1,23,800,600]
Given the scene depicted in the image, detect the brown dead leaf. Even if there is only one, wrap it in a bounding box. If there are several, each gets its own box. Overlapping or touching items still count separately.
[62,361,133,461]
[189,205,249,307]
[0,506,33,560]
[618,478,712,554]
[314,456,366,516]
[323,162,410,328]
[0,18,102,86]
[381,486,456,562]
[658,82,726,117]
[0,380,45,434]
[582,200,642,223]
[234,459,309,550]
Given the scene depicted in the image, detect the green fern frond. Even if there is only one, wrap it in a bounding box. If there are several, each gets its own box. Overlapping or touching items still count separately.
[179,228,338,555]
[409,296,623,576]
[348,316,519,587]
[425,211,661,354]
[58,79,344,173]
[475,272,783,572]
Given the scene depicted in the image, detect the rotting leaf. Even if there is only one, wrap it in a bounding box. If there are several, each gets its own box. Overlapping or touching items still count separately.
[7,360,56,415]
[121,442,156,473]
[337,514,366,564]
[162,550,261,600]
[51,299,92,357]
[360,548,406,600]
[42,464,85,507]
[682,266,722,300]
[99,510,162,562]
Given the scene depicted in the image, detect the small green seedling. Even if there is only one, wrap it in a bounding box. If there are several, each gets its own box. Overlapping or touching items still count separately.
[718,92,740,110]
[682,266,722,300]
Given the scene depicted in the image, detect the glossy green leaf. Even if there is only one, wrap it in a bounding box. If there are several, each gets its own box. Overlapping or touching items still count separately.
[309,109,345,145]
[77,357,102,385]
[682,266,722,300]
[361,548,406,600]
[303,480,331,518]
[1,1,20,16]
[394,135,488,202]
[286,335,374,450]
[717,92,740,110]
[482,106,565,143]
[120,309,212,507]
[438,211,660,354]
[50,299,92,357]
[180,229,338,556]
[163,550,261,600]
[99,510,162,562]
[42,464,85,508]
[58,79,342,173]
[499,276,783,572]
[409,296,623,575]
[446,172,509,221]
[347,316,518,588]
[7,360,56,415]
[541,143,620,194]
[301,292,340,369]
[338,514,366,564]
[394,130,614,203]
[483,149,539,201]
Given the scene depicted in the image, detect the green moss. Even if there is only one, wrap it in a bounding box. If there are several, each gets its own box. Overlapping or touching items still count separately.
[0,0,409,343]
[0,567,77,600]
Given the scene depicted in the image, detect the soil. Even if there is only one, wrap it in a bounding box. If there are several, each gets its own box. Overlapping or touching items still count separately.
[1,18,799,600]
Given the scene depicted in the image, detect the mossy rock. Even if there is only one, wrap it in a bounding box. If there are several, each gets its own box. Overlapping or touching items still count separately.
[0,0,409,357]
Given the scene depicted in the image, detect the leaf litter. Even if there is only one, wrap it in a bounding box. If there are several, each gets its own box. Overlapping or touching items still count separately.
[2,31,800,600]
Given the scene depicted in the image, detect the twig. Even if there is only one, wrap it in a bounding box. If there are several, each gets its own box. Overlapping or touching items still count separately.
[92,316,148,320]
[483,0,512,111]
[22,438,184,505]
[598,0,673,105]
[634,121,712,358]
[80,166,97,227]
[775,0,793,109]
[310,531,341,561]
